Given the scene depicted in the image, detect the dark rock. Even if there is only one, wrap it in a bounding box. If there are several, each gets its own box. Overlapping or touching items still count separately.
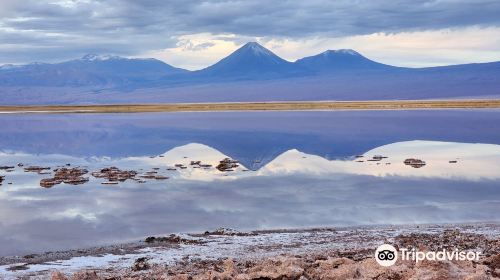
[144,234,204,244]
[24,166,51,173]
[40,178,62,188]
[91,167,137,183]
[216,158,239,172]
[6,264,29,271]
[132,257,150,271]
[144,236,157,243]
[40,167,89,188]
[403,158,426,168]
[204,227,254,236]
[0,166,15,170]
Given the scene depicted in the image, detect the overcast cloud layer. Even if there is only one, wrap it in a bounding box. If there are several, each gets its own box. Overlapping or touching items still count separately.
[1,0,500,68]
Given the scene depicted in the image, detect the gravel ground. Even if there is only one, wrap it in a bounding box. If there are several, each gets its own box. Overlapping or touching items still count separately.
[1,223,499,279]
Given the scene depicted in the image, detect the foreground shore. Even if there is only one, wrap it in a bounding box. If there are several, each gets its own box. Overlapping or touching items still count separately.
[1,224,499,279]
[1,99,500,113]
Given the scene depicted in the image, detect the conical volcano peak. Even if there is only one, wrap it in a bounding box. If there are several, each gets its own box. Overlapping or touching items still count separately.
[196,41,302,78]
[241,41,263,49]
[236,42,277,57]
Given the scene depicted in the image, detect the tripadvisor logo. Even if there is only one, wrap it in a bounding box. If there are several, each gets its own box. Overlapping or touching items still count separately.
[375,244,398,267]
[375,244,481,267]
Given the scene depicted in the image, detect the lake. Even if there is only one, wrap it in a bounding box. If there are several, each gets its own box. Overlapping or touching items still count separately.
[0,110,500,256]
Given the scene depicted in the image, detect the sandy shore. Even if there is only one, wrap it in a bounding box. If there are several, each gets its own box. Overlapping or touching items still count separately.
[1,100,500,113]
[1,223,499,279]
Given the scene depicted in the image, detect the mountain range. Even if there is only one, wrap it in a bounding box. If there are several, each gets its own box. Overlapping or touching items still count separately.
[0,54,186,87]
[1,42,499,104]
[0,42,397,86]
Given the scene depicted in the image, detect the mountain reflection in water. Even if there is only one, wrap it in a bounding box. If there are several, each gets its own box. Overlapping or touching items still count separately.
[1,141,500,186]
[0,110,500,256]
[0,140,500,256]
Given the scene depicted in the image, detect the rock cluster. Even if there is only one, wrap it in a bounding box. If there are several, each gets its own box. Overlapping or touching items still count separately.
[404,158,426,168]
[139,170,169,180]
[203,227,254,237]
[144,234,204,245]
[5,163,178,188]
[91,167,137,183]
[367,155,388,162]
[216,158,239,172]
[24,166,51,174]
[190,161,212,169]
[0,166,15,171]
[21,227,500,280]
[40,167,89,188]
[395,229,496,252]
[51,253,500,280]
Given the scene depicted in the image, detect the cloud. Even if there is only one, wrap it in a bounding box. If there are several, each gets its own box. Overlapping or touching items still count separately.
[4,1,499,35]
[144,27,500,70]
[263,26,500,67]
[142,33,246,70]
[1,0,500,65]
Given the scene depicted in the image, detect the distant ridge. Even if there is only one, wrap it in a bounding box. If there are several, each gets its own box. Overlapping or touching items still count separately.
[1,42,500,103]
[1,42,499,86]
[296,49,394,72]
[0,55,186,87]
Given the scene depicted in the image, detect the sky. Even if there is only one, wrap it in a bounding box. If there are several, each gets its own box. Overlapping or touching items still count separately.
[1,0,500,70]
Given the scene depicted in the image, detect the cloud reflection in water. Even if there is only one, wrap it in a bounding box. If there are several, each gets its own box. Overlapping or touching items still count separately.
[0,140,500,256]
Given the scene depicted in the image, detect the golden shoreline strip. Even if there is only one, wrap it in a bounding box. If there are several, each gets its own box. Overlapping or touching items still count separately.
[0,100,500,113]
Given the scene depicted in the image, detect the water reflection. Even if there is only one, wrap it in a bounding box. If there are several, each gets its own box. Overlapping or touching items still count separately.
[1,110,500,162]
[1,110,500,256]
[1,140,500,256]
[2,141,500,186]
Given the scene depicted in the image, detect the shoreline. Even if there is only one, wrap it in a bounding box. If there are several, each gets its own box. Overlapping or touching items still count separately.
[1,99,500,113]
[1,223,499,279]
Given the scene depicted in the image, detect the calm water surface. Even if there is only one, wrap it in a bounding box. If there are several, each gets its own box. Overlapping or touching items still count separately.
[0,110,499,256]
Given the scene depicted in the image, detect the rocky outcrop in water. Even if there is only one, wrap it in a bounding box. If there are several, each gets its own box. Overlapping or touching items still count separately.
[24,166,51,174]
[91,167,138,182]
[216,158,239,172]
[0,166,15,171]
[404,158,426,168]
[39,167,89,188]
